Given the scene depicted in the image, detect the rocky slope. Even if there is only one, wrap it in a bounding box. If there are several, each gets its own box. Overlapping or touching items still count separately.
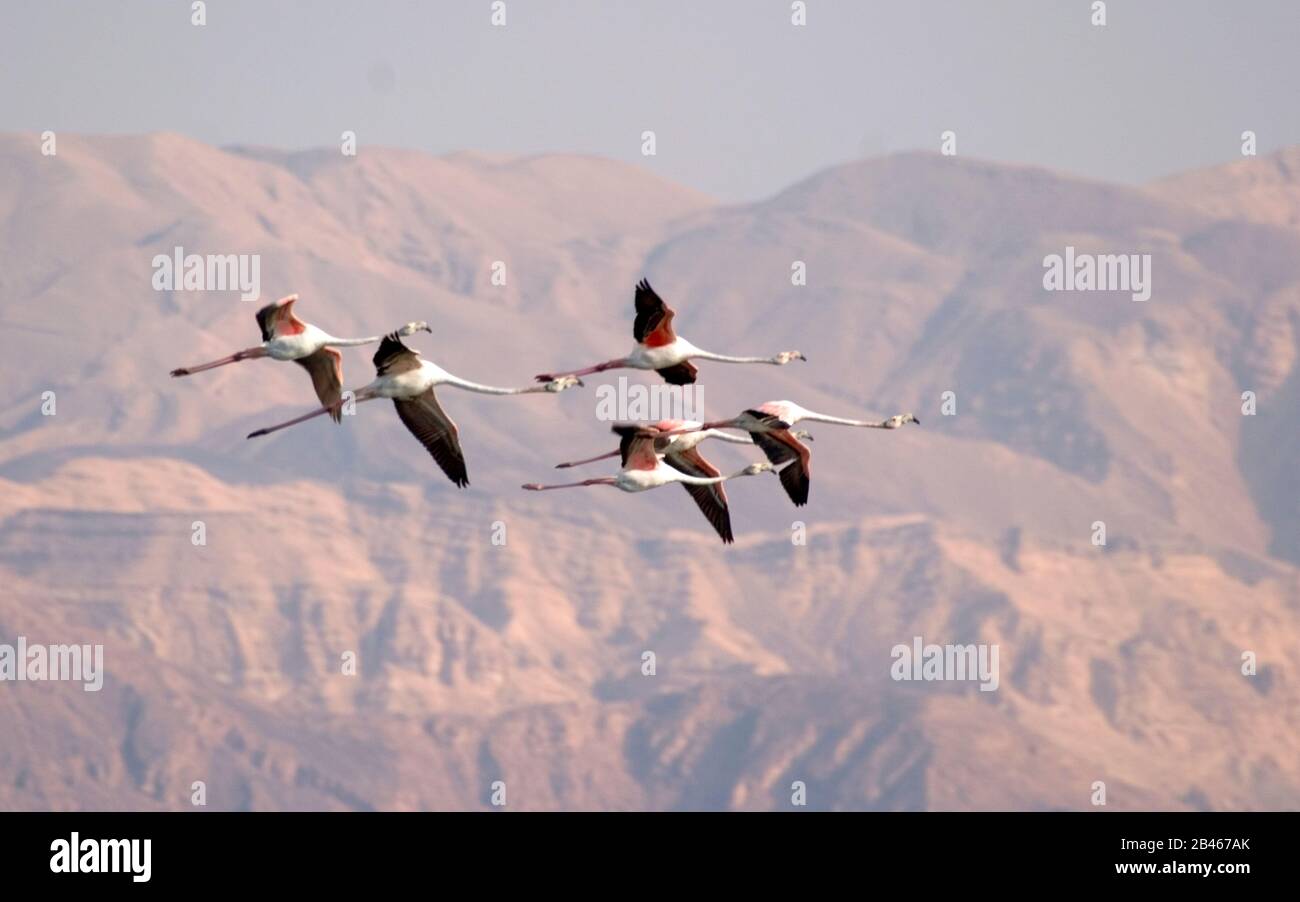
[0,134,1295,809]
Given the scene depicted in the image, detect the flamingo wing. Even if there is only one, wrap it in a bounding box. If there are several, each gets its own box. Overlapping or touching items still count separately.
[655,360,699,385]
[612,425,661,471]
[749,428,811,507]
[372,332,422,376]
[664,447,734,544]
[293,347,344,423]
[744,408,794,430]
[777,458,810,507]
[747,430,800,466]
[255,294,306,340]
[633,279,677,347]
[393,388,469,488]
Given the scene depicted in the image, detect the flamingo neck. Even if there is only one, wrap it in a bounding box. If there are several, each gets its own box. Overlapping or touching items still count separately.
[441,374,540,395]
[798,410,878,428]
[691,349,775,365]
[325,335,384,348]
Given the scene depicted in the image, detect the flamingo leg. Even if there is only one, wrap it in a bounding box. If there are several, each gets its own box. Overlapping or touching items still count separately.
[554,449,620,469]
[534,359,627,383]
[246,393,375,439]
[661,420,732,437]
[171,346,268,377]
[521,478,617,490]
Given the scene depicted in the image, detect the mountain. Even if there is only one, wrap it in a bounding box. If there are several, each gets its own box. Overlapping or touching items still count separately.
[0,133,1296,810]
[1152,146,1300,230]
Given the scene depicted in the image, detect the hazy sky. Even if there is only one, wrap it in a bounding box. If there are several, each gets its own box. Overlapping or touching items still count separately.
[2,0,1297,200]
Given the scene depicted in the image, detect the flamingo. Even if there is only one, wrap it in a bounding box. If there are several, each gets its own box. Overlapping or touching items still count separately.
[551,420,810,543]
[170,293,430,422]
[669,403,919,507]
[246,331,582,487]
[553,419,812,469]
[534,280,805,386]
[522,425,776,544]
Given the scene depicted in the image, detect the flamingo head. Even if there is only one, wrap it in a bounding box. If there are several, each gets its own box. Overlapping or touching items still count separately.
[399,321,432,336]
[792,429,814,442]
[741,461,777,477]
[772,351,806,365]
[544,375,584,393]
[885,412,920,428]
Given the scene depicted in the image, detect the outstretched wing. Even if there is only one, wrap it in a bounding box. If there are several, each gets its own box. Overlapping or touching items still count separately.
[373,332,421,376]
[255,294,306,341]
[393,388,469,488]
[655,360,698,385]
[778,459,810,507]
[664,447,734,544]
[746,427,810,507]
[612,425,661,471]
[633,279,677,347]
[293,347,344,423]
[748,431,801,466]
[744,408,793,430]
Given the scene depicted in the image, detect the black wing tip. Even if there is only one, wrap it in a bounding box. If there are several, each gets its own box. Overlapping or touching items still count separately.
[713,508,735,543]
[779,463,810,506]
[636,278,652,292]
[441,466,470,489]
[372,331,410,367]
[655,362,698,385]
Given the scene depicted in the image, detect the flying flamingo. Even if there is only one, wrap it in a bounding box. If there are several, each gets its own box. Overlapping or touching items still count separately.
[551,420,810,542]
[534,280,805,386]
[667,403,919,507]
[246,332,582,487]
[522,425,776,544]
[553,419,813,469]
[170,293,430,422]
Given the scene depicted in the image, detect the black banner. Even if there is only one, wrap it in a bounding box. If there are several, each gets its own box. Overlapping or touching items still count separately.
[0,811,1287,889]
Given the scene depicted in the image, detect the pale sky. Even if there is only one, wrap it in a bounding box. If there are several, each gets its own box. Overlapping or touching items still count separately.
[1,0,1297,200]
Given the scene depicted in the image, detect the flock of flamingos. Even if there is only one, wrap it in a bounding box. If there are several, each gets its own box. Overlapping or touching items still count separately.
[170,280,918,543]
